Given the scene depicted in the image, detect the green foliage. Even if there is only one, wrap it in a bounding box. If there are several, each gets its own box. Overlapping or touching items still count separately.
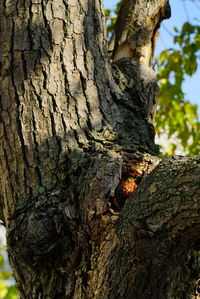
[105,1,122,37]
[156,22,200,155]
[0,243,19,299]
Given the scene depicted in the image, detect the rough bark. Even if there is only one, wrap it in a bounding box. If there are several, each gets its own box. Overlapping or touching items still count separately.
[112,0,171,65]
[0,0,199,298]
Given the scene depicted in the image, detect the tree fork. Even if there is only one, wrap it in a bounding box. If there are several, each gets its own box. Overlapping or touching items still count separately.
[0,0,200,298]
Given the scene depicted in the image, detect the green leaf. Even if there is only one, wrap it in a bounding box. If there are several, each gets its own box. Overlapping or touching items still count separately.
[173,26,179,33]
[156,21,200,156]
[0,270,12,280]
[6,286,19,299]
[0,255,4,270]
[0,281,8,299]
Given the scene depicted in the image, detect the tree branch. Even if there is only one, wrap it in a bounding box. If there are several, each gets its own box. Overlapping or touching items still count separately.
[112,0,171,65]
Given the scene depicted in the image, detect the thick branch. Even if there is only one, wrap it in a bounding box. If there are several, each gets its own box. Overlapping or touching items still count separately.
[42,155,200,299]
[91,155,200,299]
[112,0,171,65]
[121,155,200,242]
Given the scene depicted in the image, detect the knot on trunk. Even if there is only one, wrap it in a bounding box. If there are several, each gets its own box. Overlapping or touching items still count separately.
[7,198,76,267]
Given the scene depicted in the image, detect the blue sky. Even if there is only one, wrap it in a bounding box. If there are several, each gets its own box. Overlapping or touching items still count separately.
[104,0,200,111]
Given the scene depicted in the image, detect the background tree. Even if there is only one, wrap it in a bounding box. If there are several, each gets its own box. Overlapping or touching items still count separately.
[0,0,200,298]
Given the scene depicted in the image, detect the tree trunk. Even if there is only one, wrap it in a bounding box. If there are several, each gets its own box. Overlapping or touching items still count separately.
[0,0,199,298]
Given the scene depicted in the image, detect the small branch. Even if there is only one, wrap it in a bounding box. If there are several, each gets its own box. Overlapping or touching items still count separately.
[106,15,117,20]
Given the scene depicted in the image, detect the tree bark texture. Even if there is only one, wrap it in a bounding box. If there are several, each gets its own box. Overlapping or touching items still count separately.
[112,0,171,64]
[0,0,199,298]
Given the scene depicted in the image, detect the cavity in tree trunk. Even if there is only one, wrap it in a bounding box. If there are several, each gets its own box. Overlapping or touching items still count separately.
[0,0,199,298]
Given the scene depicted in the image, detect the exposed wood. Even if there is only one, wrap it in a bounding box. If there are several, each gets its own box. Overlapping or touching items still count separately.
[112,0,171,65]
